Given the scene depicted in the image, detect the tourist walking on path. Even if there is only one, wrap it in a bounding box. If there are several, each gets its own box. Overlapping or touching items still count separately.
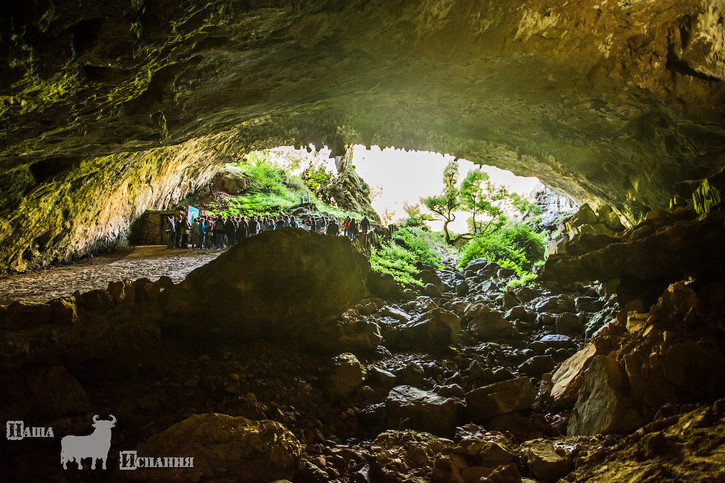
[349,218,358,241]
[180,216,190,248]
[215,216,225,248]
[166,215,176,249]
[248,216,259,236]
[190,218,199,248]
[360,216,370,235]
[197,217,206,248]
[327,219,339,236]
[224,216,236,246]
[342,217,351,239]
[236,216,248,243]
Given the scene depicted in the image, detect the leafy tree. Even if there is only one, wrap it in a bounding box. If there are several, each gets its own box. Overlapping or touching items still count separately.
[402,202,433,228]
[460,170,508,235]
[422,160,461,244]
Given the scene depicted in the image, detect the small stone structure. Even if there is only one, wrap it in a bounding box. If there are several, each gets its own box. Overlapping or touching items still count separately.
[129,210,179,245]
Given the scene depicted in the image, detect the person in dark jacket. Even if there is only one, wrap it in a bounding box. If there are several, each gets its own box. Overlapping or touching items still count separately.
[248,216,259,236]
[360,216,370,235]
[236,216,248,243]
[224,216,236,246]
[326,219,339,236]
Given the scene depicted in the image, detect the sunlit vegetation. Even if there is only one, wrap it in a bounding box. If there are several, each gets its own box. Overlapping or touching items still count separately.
[370,227,445,287]
[457,222,546,284]
[210,151,358,220]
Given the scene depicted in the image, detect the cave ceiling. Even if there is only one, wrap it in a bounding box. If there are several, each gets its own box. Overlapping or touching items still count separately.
[0,0,724,270]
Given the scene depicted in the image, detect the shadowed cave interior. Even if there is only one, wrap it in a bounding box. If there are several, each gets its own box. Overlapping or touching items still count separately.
[1,1,725,481]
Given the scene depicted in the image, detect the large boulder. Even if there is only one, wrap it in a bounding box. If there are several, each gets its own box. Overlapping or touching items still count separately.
[213,164,251,195]
[393,308,461,348]
[547,343,599,408]
[24,366,90,418]
[567,356,644,435]
[3,301,52,330]
[466,377,537,421]
[134,414,301,482]
[385,385,461,437]
[465,304,518,340]
[520,439,574,481]
[161,228,369,339]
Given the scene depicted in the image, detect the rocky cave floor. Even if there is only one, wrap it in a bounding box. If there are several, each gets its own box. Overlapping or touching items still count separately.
[0,246,221,305]
[1,233,725,482]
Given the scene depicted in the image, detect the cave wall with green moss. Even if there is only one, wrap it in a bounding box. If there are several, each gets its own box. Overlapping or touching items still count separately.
[1,0,724,270]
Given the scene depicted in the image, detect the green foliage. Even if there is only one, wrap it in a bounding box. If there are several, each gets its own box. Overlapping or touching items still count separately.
[401,203,433,228]
[238,151,288,196]
[457,222,545,274]
[301,165,333,202]
[510,192,540,216]
[392,228,441,268]
[210,152,363,220]
[370,244,424,287]
[460,170,506,234]
[370,227,442,286]
[692,179,722,215]
[506,271,538,289]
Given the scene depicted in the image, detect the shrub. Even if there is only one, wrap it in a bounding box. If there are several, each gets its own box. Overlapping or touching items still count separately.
[457,222,545,274]
[391,228,441,268]
[370,227,442,286]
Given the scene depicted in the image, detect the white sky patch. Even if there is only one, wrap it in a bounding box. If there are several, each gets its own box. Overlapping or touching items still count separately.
[352,145,542,233]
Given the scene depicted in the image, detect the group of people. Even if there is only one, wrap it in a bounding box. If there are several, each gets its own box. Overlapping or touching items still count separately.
[165,212,371,249]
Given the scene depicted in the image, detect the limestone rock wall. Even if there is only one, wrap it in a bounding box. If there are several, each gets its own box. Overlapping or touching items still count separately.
[0,133,231,271]
[1,0,724,270]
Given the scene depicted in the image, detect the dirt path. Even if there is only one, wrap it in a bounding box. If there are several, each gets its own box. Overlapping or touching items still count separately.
[0,246,222,304]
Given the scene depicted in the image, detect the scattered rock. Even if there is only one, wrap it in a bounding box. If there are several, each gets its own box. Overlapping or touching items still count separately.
[385,385,461,437]
[325,353,366,400]
[466,304,518,339]
[367,271,402,299]
[520,439,574,481]
[455,280,469,296]
[394,308,461,347]
[107,279,135,304]
[466,377,537,420]
[530,334,574,352]
[575,296,604,312]
[535,295,575,314]
[76,288,114,311]
[504,305,527,322]
[369,367,397,389]
[133,277,161,304]
[465,258,489,272]
[489,412,546,442]
[317,317,383,353]
[135,414,302,482]
[519,355,556,377]
[555,312,584,335]
[48,297,78,325]
[371,430,452,481]
[424,283,442,297]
